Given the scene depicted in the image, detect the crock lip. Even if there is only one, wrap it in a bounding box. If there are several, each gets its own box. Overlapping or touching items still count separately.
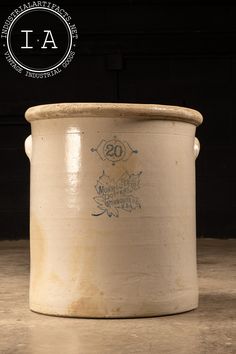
[25,102,203,126]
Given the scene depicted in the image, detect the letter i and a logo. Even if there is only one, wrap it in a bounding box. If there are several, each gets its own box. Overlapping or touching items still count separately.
[21,29,58,49]
[1,3,78,78]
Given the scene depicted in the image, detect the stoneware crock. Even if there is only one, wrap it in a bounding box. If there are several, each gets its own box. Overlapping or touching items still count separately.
[24,103,203,318]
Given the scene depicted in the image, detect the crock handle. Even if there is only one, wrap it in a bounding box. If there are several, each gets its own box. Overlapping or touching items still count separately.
[24,135,32,161]
[194,137,200,159]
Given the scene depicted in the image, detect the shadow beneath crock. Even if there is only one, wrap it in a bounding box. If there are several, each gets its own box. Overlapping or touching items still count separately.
[29,306,197,320]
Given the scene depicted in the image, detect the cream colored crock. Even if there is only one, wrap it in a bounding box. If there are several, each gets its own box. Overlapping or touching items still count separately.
[25,103,203,318]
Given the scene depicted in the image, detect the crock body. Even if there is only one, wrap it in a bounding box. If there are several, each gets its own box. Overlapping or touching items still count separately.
[25,103,202,317]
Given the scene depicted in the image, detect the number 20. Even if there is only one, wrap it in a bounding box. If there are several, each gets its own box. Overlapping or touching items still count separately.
[105,143,123,158]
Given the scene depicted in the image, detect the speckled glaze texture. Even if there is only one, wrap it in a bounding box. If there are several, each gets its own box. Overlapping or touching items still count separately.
[25,103,203,318]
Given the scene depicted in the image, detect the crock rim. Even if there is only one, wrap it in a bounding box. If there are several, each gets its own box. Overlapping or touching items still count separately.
[25,102,203,126]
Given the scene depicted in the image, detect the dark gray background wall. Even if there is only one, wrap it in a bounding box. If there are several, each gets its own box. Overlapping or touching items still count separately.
[0,1,235,239]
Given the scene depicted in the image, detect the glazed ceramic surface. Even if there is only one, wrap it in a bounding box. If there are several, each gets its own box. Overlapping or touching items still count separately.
[25,103,203,318]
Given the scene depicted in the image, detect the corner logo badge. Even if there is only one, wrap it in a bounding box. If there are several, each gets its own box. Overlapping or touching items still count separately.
[1,2,78,78]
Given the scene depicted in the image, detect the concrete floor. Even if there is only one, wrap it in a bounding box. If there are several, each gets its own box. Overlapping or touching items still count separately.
[0,239,235,354]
